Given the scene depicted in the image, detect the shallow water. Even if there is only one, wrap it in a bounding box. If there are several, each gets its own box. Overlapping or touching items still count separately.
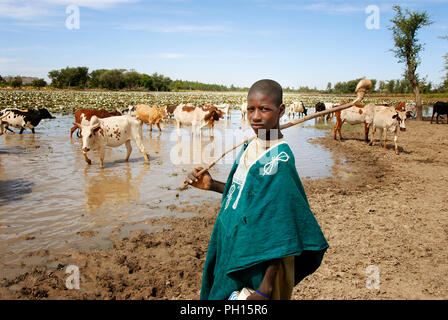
[0,110,338,267]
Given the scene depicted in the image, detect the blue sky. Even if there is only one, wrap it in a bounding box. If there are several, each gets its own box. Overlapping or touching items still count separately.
[1,0,447,89]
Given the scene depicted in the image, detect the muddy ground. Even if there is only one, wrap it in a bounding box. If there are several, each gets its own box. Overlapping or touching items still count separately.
[1,119,447,300]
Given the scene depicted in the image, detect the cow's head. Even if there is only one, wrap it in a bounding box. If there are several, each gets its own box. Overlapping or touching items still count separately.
[39,108,56,119]
[0,111,10,136]
[74,116,102,153]
[392,111,407,131]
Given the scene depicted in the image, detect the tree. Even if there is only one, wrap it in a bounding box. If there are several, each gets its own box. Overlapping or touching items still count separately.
[326,82,332,93]
[11,76,22,88]
[100,69,125,90]
[122,70,141,89]
[32,78,47,89]
[441,36,448,91]
[389,5,433,120]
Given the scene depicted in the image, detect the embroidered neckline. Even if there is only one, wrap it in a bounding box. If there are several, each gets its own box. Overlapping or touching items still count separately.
[230,141,288,210]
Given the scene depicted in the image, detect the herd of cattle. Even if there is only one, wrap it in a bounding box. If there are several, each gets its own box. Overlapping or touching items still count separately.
[0,100,447,166]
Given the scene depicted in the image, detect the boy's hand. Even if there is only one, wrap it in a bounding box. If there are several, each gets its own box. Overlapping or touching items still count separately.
[185,167,213,190]
[246,291,270,300]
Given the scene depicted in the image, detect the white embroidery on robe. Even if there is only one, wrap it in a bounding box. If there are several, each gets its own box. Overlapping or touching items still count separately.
[224,184,236,210]
[262,151,289,175]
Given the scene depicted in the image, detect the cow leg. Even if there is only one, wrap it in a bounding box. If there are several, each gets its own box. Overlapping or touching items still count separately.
[19,127,24,134]
[98,147,106,168]
[394,133,399,155]
[383,129,387,150]
[83,152,92,165]
[369,126,376,146]
[6,126,15,134]
[132,131,149,163]
[125,140,132,162]
[31,128,35,134]
[364,122,370,143]
[149,124,153,132]
[156,122,162,132]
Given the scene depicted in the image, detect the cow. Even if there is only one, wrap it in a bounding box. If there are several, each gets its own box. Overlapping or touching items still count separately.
[0,111,11,135]
[287,101,307,119]
[73,115,149,167]
[240,102,248,120]
[215,103,231,119]
[431,101,448,124]
[334,103,375,142]
[70,108,122,138]
[135,104,166,133]
[173,104,223,137]
[315,102,336,121]
[121,105,136,117]
[368,106,407,155]
[395,101,417,118]
[0,108,55,134]
[165,104,179,118]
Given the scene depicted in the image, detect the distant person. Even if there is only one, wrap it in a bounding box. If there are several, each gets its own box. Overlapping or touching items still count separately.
[185,79,329,300]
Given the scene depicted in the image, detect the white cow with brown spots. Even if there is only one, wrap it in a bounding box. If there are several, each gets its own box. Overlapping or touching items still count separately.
[334,103,376,142]
[173,104,223,137]
[368,106,407,155]
[73,115,149,167]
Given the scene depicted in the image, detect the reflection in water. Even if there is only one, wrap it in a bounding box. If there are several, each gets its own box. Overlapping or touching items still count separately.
[0,179,34,206]
[83,164,148,210]
[147,133,162,154]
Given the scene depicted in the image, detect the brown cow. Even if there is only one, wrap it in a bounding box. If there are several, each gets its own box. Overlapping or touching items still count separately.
[70,108,121,138]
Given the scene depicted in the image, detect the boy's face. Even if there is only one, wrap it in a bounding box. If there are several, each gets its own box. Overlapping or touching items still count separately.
[247,91,285,137]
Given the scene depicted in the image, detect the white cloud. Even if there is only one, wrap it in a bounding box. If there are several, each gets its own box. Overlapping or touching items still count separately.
[120,23,230,33]
[43,0,139,10]
[0,57,20,64]
[156,53,186,59]
[0,0,139,20]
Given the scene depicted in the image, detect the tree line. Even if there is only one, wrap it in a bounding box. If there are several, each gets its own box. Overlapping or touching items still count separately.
[45,67,244,92]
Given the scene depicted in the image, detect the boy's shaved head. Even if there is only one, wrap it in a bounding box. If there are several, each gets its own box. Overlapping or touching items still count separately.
[248,79,283,107]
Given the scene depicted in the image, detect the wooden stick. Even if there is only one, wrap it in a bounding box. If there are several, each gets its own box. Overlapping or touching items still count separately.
[180,79,372,190]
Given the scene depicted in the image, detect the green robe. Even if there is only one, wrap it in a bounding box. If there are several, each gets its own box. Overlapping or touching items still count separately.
[200,141,329,300]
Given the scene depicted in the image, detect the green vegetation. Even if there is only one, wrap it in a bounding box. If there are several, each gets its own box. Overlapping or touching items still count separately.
[389,5,433,120]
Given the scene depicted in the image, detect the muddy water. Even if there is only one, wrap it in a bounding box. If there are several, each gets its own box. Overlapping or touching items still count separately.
[0,109,339,273]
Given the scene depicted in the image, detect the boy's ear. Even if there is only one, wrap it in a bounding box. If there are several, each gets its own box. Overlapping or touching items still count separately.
[279,104,286,117]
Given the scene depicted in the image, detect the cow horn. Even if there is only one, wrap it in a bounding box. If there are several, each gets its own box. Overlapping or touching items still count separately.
[73,122,81,128]
[0,111,11,120]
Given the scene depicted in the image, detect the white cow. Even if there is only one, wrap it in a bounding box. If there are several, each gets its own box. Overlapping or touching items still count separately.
[324,102,337,120]
[0,111,11,135]
[215,103,231,119]
[173,104,223,137]
[368,106,407,155]
[334,103,376,142]
[240,102,248,120]
[74,115,149,167]
[287,101,307,119]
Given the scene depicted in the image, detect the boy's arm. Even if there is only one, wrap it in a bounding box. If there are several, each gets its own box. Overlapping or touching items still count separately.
[247,259,281,300]
[210,180,225,194]
[185,167,225,194]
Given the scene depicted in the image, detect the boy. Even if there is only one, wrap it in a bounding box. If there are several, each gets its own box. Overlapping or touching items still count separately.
[185,79,329,300]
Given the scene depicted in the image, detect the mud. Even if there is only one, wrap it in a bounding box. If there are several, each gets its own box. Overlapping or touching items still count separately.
[1,119,447,299]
